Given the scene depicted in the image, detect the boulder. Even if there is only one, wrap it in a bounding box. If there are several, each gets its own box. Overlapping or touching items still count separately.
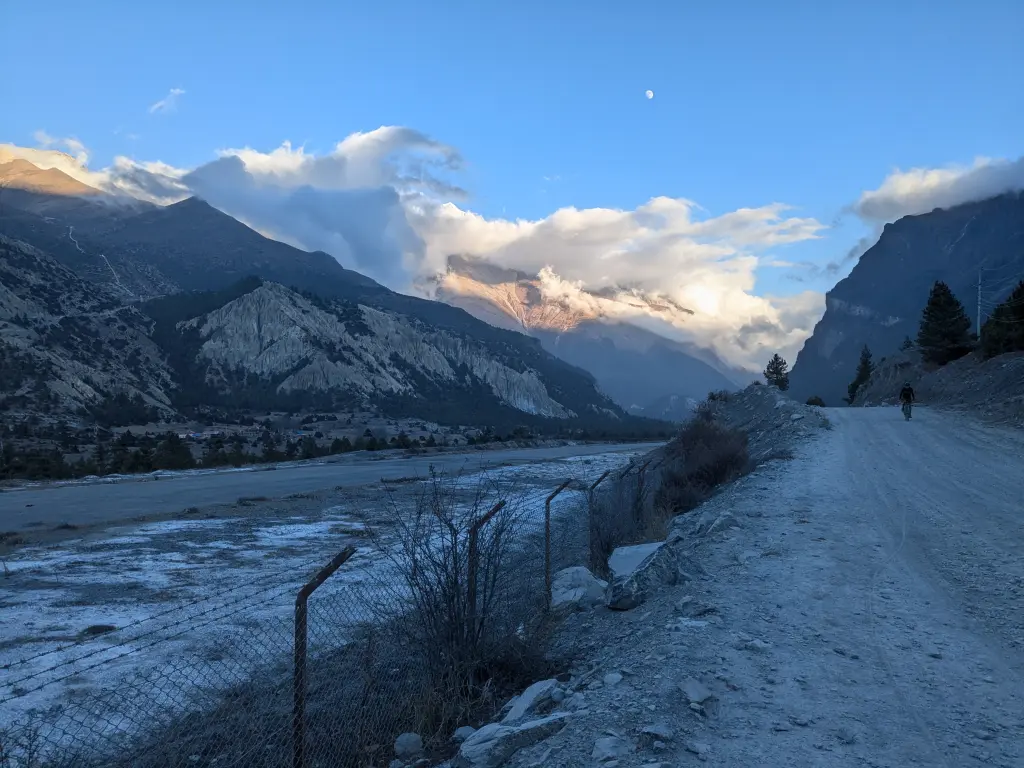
[454,712,571,768]
[606,540,704,610]
[551,567,607,611]
[502,679,558,724]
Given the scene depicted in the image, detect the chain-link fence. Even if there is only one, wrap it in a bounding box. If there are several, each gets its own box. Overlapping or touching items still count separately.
[1,460,651,768]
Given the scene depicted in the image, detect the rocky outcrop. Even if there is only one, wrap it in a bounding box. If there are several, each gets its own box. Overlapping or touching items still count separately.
[186,283,575,418]
[789,192,1024,405]
[605,536,707,611]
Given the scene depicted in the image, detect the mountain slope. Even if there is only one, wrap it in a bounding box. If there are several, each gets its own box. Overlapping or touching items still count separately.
[88,197,382,299]
[1,174,631,421]
[143,278,623,426]
[789,192,1024,404]
[0,235,175,416]
[434,255,742,408]
[1,228,632,429]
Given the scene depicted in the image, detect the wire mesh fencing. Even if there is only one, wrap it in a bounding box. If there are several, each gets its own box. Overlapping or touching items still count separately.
[0,459,645,768]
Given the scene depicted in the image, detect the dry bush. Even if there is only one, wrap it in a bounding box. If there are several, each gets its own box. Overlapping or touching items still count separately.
[367,470,560,744]
[653,413,750,517]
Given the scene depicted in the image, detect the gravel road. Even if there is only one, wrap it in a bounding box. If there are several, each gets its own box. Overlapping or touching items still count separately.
[524,406,1024,767]
[0,442,659,531]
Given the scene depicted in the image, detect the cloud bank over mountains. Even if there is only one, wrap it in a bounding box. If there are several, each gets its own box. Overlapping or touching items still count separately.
[2,129,1020,371]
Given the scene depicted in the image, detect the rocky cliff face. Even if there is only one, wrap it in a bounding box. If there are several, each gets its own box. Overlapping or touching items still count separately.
[789,192,1024,405]
[434,255,743,409]
[183,282,576,418]
[1,231,623,427]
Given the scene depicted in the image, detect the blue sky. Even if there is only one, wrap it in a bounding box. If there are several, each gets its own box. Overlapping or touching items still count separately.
[2,0,1022,306]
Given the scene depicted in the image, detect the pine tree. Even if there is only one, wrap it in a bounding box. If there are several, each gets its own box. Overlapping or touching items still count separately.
[900,336,915,351]
[917,281,973,366]
[763,353,790,391]
[980,280,1024,359]
[845,345,874,404]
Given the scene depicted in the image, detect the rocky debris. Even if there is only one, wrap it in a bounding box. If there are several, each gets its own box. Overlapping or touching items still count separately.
[675,595,717,618]
[605,538,705,611]
[736,549,759,564]
[640,722,675,741]
[591,735,632,762]
[685,741,711,757]
[602,672,623,687]
[502,679,559,724]
[550,566,608,612]
[706,383,831,461]
[854,348,1024,426]
[394,732,424,762]
[453,726,477,743]
[679,678,714,705]
[453,712,571,768]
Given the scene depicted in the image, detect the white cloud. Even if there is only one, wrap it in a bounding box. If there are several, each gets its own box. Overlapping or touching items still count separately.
[30,130,90,165]
[149,88,185,115]
[854,156,1024,224]
[407,194,826,369]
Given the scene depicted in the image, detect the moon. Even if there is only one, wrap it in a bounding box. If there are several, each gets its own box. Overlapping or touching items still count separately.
[645,89,654,100]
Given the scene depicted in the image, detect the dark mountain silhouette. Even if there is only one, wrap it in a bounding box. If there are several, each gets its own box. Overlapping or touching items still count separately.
[789,192,1024,404]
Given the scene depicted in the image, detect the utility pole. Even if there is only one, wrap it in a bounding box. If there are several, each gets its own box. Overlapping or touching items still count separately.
[977,270,983,337]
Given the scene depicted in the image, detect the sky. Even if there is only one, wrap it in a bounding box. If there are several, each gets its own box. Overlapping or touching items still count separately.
[1,0,1022,370]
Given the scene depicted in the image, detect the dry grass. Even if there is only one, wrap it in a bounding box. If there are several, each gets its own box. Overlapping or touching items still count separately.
[585,408,751,576]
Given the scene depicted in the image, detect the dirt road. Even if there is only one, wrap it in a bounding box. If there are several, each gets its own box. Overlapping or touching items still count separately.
[0,442,659,531]
[539,406,1024,766]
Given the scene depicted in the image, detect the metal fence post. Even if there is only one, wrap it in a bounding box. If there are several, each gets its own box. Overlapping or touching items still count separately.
[545,479,573,609]
[466,500,506,645]
[294,546,356,768]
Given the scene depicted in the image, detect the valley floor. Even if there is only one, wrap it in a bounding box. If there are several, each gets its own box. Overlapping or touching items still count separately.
[0,441,659,534]
[519,406,1024,767]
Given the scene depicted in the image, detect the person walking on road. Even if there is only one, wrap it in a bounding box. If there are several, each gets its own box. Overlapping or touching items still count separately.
[899,382,915,420]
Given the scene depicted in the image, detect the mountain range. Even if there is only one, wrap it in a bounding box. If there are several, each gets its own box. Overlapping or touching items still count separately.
[0,159,643,432]
[789,191,1024,405]
[5,151,1020,425]
[433,255,746,416]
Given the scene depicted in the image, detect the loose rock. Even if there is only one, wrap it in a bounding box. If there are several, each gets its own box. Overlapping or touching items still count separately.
[551,566,608,612]
[394,732,423,761]
[592,736,631,762]
[502,679,558,724]
[454,713,571,768]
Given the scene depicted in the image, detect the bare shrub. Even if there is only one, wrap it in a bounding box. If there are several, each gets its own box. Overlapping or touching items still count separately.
[653,416,750,518]
[367,470,559,744]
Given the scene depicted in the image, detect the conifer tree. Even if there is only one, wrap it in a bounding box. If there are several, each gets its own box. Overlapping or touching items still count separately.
[763,353,790,391]
[845,345,874,404]
[980,280,1024,359]
[917,281,972,365]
